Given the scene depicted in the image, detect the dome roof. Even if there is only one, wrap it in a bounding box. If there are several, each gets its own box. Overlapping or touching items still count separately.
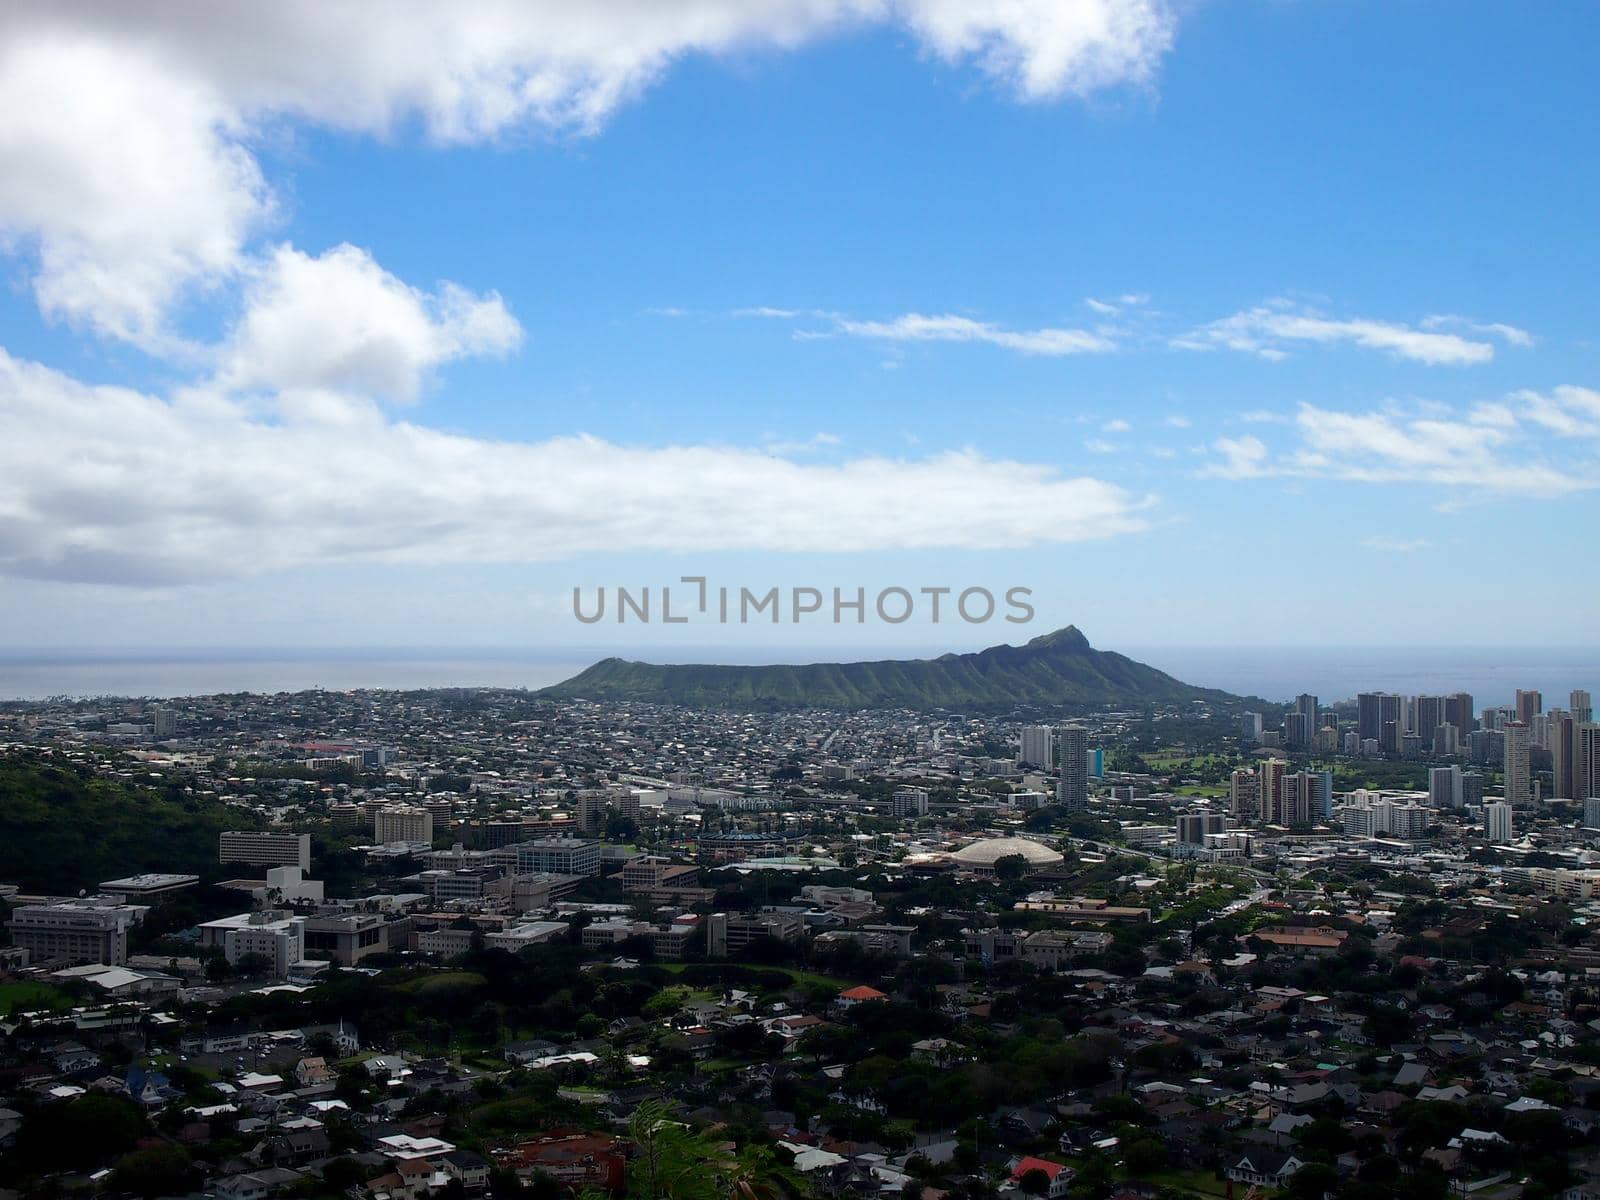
[949,836,1063,867]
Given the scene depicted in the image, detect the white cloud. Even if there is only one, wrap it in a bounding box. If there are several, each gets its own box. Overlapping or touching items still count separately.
[763,431,843,454]
[1362,536,1433,553]
[1514,385,1600,438]
[832,312,1114,355]
[1201,435,1270,480]
[1163,414,1191,428]
[1198,396,1599,498]
[0,2,1179,343]
[0,349,1155,586]
[1102,418,1131,433]
[219,244,521,403]
[1178,303,1507,366]
[1421,314,1535,348]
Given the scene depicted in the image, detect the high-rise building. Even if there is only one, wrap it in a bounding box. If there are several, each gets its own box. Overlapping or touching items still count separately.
[892,787,929,818]
[1357,693,1384,742]
[1295,694,1319,732]
[1504,722,1531,805]
[1019,725,1055,770]
[1445,692,1477,734]
[1258,759,1287,824]
[1553,714,1578,800]
[1176,812,1229,844]
[220,831,311,871]
[1283,712,1312,750]
[1412,695,1445,741]
[1276,772,1326,826]
[1240,712,1263,743]
[1580,724,1600,802]
[1583,796,1600,832]
[8,903,138,966]
[1573,690,1594,725]
[374,806,433,845]
[1057,726,1088,812]
[1229,768,1261,822]
[1516,689,1543,725]
[1483,801,1513,845]
[1429,765,1463,809]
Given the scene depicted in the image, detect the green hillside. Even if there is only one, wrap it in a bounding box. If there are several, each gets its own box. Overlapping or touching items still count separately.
[0,752,260,892]
[540,625,1241,711]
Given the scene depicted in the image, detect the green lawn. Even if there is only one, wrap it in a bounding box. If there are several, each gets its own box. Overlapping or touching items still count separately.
[658,963,853,991]
[1134,1169,1241,1198]
[0,981,74,1016]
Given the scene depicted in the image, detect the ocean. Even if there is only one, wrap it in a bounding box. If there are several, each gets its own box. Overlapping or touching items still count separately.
[1,644,1597,707]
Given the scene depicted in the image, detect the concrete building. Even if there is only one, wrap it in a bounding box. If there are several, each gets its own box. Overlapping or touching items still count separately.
[705,911,807,957]
[374,807,434,845]
[1018,725,1055,769]
[198,912,307,979]
[1428,765,1463,809]
[892,787,929,818]
[1504,722,1531,805]
[1176,812,1229,844]
[97,874,199,903]
[8,903,138,966]
[1484,801,1513,845]
[220,831,311,871]
[488,839,601,877]
[1057,725,1088,812]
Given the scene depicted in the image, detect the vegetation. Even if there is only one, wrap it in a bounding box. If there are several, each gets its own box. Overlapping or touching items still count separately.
[0,750,263,891]
[541,626,1241,710]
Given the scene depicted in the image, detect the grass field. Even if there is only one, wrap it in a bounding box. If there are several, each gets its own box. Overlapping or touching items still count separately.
[658,962,852,991]
[0,981,74,1016]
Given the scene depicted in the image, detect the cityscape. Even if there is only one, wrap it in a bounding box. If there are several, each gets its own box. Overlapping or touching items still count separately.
[3,666,1600,1200]
[2,4,1599,1200]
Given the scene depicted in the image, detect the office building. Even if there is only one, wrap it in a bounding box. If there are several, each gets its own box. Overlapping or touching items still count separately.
[1584,796,1600,832]
[1505,722,1531,805]
[1176,812,1229,844]
[374,806,433,845]
[488,839,601,877]
[1057,725,1088,812]
[1277,772,1329,826]
[1553,714,1577,799]
[1445,692,1477,734]
[1581,724,1600,802]
[199,912,307,980]
[1516,689,1543,725]
[1258,759,1287,823]
[892,787,930,818]
[8,903,138,966]
[705,911,807,957]
[1357,692,1401,743]
[1018,725,1055,769]
[1573,690,1594,725]
[220,831,311,871]
[1428,765,1463,809]
[1229,768,1260,822]
[1484,801,1513,845]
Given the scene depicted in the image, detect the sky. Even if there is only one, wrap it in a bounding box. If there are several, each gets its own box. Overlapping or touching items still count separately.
[0,1,1597,658]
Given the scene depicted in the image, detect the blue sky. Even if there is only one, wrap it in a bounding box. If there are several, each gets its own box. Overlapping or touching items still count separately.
[0,1,1597,656]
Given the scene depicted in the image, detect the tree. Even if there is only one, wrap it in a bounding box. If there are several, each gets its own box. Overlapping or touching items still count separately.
[994,854,1029,883]
[1018,1169,1051,1196]
[112,1146,196,1198]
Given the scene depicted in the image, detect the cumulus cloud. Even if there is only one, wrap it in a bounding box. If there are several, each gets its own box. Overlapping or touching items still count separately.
[1197,395,1599,498]
[1176,302,1519,366]
[220,244,522,403]
[0,350,1155,586]
[0,2,1179,343]
[830,312,1114,355]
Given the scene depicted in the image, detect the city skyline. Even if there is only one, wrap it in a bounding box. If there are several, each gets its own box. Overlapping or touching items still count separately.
[1,4,1597,653]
